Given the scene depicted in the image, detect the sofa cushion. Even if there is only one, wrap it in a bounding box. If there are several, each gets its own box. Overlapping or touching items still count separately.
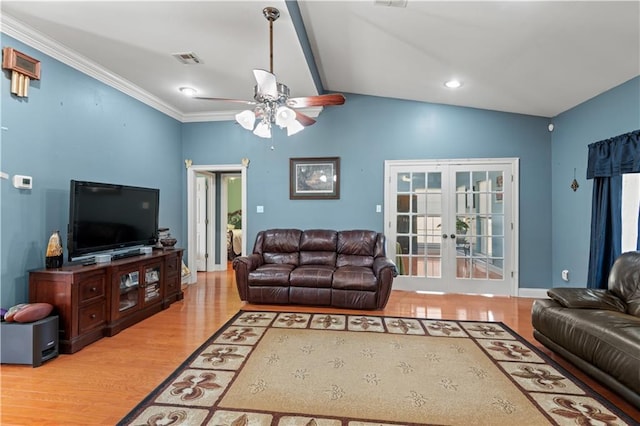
[608,251,640,317]
[332,289,377,309]
[332,266,377,291]
[299,229,338,266]
[337,230,377,256]
[337,230,377,268]
[290,265,334,288]
[290,287,332,305]
[247,286,289,304]
[259,229,302,266]
[532,300,640,395]
[547,288,626,312]
[300,251,337,266]
[249,264,296,286]
[300,230,338,251]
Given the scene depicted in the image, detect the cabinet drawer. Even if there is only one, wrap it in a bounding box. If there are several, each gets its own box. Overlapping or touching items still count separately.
[166,255,180,277]
[79,275,106,303]
[165,275,179,294]
[79,301,106,333]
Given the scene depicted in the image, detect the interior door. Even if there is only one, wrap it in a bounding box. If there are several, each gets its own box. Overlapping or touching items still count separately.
[195,175,209,271]
[386,159,518,296]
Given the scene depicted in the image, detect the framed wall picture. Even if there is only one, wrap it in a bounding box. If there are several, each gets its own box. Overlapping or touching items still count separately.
[289,157,340,199]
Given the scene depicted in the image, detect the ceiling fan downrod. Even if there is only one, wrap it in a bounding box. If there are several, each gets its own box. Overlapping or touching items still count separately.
[263,7,280,74]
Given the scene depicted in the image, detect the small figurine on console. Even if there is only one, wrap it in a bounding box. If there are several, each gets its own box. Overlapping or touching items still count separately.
[45,230,63,268]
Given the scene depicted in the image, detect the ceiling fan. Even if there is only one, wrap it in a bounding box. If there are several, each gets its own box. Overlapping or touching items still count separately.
[195,6,345,138]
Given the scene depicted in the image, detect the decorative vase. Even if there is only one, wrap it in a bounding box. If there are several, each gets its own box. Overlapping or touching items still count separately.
[45,230,63,268]
[160,233,177,248]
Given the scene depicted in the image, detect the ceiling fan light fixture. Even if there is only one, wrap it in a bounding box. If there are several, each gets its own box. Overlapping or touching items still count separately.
[286,119,304,136]
[235,110,256,130]
[253,120,272,138]
[275,105,296,128]
[194,6,344,139]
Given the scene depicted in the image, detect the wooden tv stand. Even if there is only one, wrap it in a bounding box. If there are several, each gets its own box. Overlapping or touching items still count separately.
[29,248,183,354]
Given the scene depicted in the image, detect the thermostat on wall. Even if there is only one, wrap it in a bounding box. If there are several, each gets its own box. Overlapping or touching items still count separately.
[13,175,33,189]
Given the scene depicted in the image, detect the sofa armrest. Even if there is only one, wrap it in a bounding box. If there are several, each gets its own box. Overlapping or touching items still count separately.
[233,254,263,272]
[232,254,264,301]
[373,257,398,278]
[547,288,626,312]
[373,257,397,309]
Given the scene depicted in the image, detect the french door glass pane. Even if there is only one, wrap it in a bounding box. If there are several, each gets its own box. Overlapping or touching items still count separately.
[455,170,504,281]
[395,171,441,277]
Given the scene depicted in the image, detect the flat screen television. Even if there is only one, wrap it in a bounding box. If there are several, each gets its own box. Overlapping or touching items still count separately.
[68,180,160,261]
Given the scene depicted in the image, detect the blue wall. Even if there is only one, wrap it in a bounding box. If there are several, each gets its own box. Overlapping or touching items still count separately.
[550,76,640,287]
[2,31,637,308]
[182,94,553,288]
[0,35,183,308]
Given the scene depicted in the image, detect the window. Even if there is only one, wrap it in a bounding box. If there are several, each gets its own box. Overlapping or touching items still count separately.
[621,173,640,252]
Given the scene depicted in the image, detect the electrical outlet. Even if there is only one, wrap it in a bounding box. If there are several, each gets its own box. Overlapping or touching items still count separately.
[376,204,382,213]
[561,270,569,282]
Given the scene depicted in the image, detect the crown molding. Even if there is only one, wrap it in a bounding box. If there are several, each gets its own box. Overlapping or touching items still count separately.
[182,111,237,123]
[1,14,191,122]
[1,14,326,124]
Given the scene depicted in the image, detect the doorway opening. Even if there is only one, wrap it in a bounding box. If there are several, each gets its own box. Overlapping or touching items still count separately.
[186,164,247,283]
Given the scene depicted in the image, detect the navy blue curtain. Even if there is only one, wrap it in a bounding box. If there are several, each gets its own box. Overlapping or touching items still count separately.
[586,129,640,289]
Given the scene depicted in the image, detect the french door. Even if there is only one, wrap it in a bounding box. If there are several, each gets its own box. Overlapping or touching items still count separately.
[385,159,519,296]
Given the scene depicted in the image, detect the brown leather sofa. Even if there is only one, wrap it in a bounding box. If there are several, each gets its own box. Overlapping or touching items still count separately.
[531,251,640,409]
[232,229,397,309]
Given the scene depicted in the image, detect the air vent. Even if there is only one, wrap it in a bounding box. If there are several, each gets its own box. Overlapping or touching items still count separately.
[172,52,203,65]
[374,0,408,7]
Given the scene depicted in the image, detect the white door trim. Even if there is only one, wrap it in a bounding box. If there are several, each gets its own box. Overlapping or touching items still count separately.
[219,173,242,270]
[195,173,215,271]
[186,164,247,283]
[384,158,519,296]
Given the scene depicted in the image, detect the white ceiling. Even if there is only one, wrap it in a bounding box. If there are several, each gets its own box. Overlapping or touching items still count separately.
[2,1,639,122]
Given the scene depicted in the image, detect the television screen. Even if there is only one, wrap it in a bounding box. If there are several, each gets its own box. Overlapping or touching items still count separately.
[68,180,159,261]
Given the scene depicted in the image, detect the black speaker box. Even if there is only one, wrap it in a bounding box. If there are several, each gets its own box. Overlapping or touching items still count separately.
[1,315,59,367]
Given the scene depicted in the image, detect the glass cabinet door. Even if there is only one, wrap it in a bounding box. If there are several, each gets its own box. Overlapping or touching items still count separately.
[118,270,139,312]
[143,264,161,305]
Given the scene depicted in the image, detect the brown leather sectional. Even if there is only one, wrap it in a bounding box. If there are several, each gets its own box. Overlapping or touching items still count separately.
[532,251,640,409]
[232,229,397,309]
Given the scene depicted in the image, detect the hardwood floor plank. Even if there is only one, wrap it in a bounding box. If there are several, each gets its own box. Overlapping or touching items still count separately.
[1,269,638,424]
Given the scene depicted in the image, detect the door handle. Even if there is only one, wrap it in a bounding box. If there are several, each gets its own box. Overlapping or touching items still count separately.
[442,234,448,239]
[450,234,456,239]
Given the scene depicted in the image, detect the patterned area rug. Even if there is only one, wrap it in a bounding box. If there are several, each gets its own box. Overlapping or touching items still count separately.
[118,311,634,425]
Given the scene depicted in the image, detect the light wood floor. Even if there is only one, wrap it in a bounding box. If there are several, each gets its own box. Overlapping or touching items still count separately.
[1,268,638,424]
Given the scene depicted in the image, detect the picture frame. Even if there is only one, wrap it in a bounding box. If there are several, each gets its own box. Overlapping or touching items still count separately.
[289,157,340,199]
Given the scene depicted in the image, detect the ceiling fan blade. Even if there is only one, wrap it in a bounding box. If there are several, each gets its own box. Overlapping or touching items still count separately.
[287,93,346,108]
[253,69,278,98]
[193,96,256,106]
[295,111,317,127]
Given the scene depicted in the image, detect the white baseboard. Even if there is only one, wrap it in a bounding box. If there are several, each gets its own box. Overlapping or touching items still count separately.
[209,264,228,272]
[517,288,549,299]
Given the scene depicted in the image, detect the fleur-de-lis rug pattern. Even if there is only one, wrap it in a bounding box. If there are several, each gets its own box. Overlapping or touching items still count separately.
[118,311,634,426]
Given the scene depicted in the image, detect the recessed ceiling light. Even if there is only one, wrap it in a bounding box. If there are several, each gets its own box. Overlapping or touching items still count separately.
[179,87,197,97]
[444,80,463,89]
